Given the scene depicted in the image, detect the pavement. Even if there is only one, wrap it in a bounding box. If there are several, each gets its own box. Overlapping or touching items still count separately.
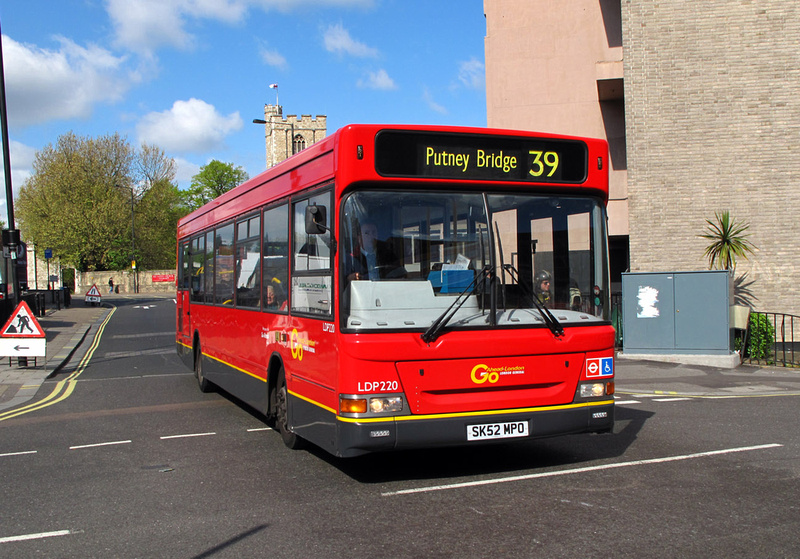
[0,298,112,413]
[0,297,799,415]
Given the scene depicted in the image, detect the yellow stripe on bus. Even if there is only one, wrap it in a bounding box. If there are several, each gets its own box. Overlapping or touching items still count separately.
[287,389,614,424]
[203,352,266,383]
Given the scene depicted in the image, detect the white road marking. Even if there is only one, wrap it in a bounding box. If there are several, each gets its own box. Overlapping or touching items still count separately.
[69,440,132,450]
[160,432,216,440]
[247,427,273,432]
[0,530,72,544]
[0,450,37,457]
[381,443,784,497]
[653,397,691,402]
[613,400,641,405]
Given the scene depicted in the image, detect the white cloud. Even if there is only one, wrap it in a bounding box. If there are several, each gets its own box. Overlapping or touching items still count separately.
[259,45,288,70]
[357,69,396,90]
[323,23,378,58]
[458,57,485,90]
[422,87,447,115]
[106,0,248,55]
[174,157,202,188]
[137,99,243,153]
[0,141,38,201]
[2,36,130,127]
[106,0,375,56]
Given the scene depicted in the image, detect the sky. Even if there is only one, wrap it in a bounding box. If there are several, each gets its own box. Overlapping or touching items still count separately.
[0,0,487,218]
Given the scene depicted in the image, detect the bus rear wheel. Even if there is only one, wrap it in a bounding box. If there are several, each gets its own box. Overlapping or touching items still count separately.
[276,369,304,450]
[195,346,213,393]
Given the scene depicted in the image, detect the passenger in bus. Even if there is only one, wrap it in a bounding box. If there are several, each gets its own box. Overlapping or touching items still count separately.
[535,269,552,307]
[265,281,287,310]
[344,221,405,281]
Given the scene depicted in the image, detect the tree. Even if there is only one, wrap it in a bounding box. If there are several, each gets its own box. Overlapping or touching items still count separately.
[135,144,177,194]
[135,178,184,269]
[699,210,757,271]
[17,132,133,271]
[182,160,248,211]
[16,133,185,272]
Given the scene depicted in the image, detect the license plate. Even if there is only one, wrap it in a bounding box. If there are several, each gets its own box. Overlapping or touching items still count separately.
[467,421,529,441]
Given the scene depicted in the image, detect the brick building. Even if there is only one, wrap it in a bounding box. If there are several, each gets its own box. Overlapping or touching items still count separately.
[484,0,800,316]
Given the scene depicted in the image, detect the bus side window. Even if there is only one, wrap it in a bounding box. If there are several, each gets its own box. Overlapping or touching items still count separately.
[235,215,261,309]
[190,235,205,302]
[204,230,215,304]
[215,223,235,305]
[179,241,190,290]
[263,204,289,312]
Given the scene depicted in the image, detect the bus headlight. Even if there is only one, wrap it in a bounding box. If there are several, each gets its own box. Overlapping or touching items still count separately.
[340,395,404,415]
[369,397,403,413]
[580,382,609,398]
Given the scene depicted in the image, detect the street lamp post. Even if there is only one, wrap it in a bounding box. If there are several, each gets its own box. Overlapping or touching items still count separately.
[0,19,21,305]
[128,186,137,294]
[115,184,137,293]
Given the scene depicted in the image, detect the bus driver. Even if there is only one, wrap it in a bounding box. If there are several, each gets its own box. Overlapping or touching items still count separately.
[344,221,405,281]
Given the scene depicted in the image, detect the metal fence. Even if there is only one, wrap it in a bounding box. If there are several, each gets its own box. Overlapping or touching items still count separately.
[609,295,798,368]
[741,312,800,368]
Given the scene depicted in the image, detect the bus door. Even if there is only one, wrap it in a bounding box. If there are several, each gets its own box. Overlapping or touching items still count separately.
[177,240,192,345]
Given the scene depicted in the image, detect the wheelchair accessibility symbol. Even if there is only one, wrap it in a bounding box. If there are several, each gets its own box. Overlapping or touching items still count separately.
[586,357,613,378]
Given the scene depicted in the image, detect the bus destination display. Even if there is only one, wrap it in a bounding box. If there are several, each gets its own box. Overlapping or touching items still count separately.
[375,131,588,183]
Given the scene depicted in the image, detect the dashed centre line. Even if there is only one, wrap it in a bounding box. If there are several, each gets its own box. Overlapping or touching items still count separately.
[0,529,72,544]
[0,450,37,457]
[160,432,216,440]
[70,440,132,450]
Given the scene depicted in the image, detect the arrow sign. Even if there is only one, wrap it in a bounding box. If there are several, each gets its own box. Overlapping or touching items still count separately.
[85,284,102,304]
[0,338,46,357]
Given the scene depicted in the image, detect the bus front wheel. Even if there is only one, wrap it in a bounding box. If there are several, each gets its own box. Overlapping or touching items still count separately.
[195,346,213,393]
[276,369,304,450]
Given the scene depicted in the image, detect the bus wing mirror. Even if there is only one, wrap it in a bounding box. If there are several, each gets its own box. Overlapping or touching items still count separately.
[305,205,328,234]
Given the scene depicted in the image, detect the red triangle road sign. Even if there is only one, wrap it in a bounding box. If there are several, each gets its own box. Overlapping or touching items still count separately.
[1,301,46,338]
[85,284,102,298]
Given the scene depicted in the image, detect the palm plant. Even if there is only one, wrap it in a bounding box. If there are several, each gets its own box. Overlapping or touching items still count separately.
[700,211,756,271]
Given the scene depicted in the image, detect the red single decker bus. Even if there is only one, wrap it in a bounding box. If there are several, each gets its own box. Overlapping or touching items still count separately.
[176,124,615,457]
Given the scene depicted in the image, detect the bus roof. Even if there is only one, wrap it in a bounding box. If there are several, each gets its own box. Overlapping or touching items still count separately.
[178,124,609,238]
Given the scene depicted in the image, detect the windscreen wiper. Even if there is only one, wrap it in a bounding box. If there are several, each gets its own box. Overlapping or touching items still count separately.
[503,264,564,337]
[421,265,493,344]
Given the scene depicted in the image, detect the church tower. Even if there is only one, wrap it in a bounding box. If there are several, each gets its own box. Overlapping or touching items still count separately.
[259,104,327,168]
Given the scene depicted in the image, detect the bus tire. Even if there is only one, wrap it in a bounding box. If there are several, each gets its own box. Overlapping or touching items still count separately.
[195,345,213,393]
[276,368,305,450]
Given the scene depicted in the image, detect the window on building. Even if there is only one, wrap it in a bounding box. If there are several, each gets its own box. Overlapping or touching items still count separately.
[292,134,306,155]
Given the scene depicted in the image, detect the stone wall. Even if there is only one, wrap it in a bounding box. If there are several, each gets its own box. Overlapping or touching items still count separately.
[622,1,800,315]
[78,270,176,295]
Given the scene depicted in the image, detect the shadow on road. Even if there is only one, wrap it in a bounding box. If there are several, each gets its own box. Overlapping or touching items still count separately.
[309,405,654,484]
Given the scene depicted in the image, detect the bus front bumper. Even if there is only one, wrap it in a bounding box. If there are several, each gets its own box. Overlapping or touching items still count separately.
[334,400,614,458]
